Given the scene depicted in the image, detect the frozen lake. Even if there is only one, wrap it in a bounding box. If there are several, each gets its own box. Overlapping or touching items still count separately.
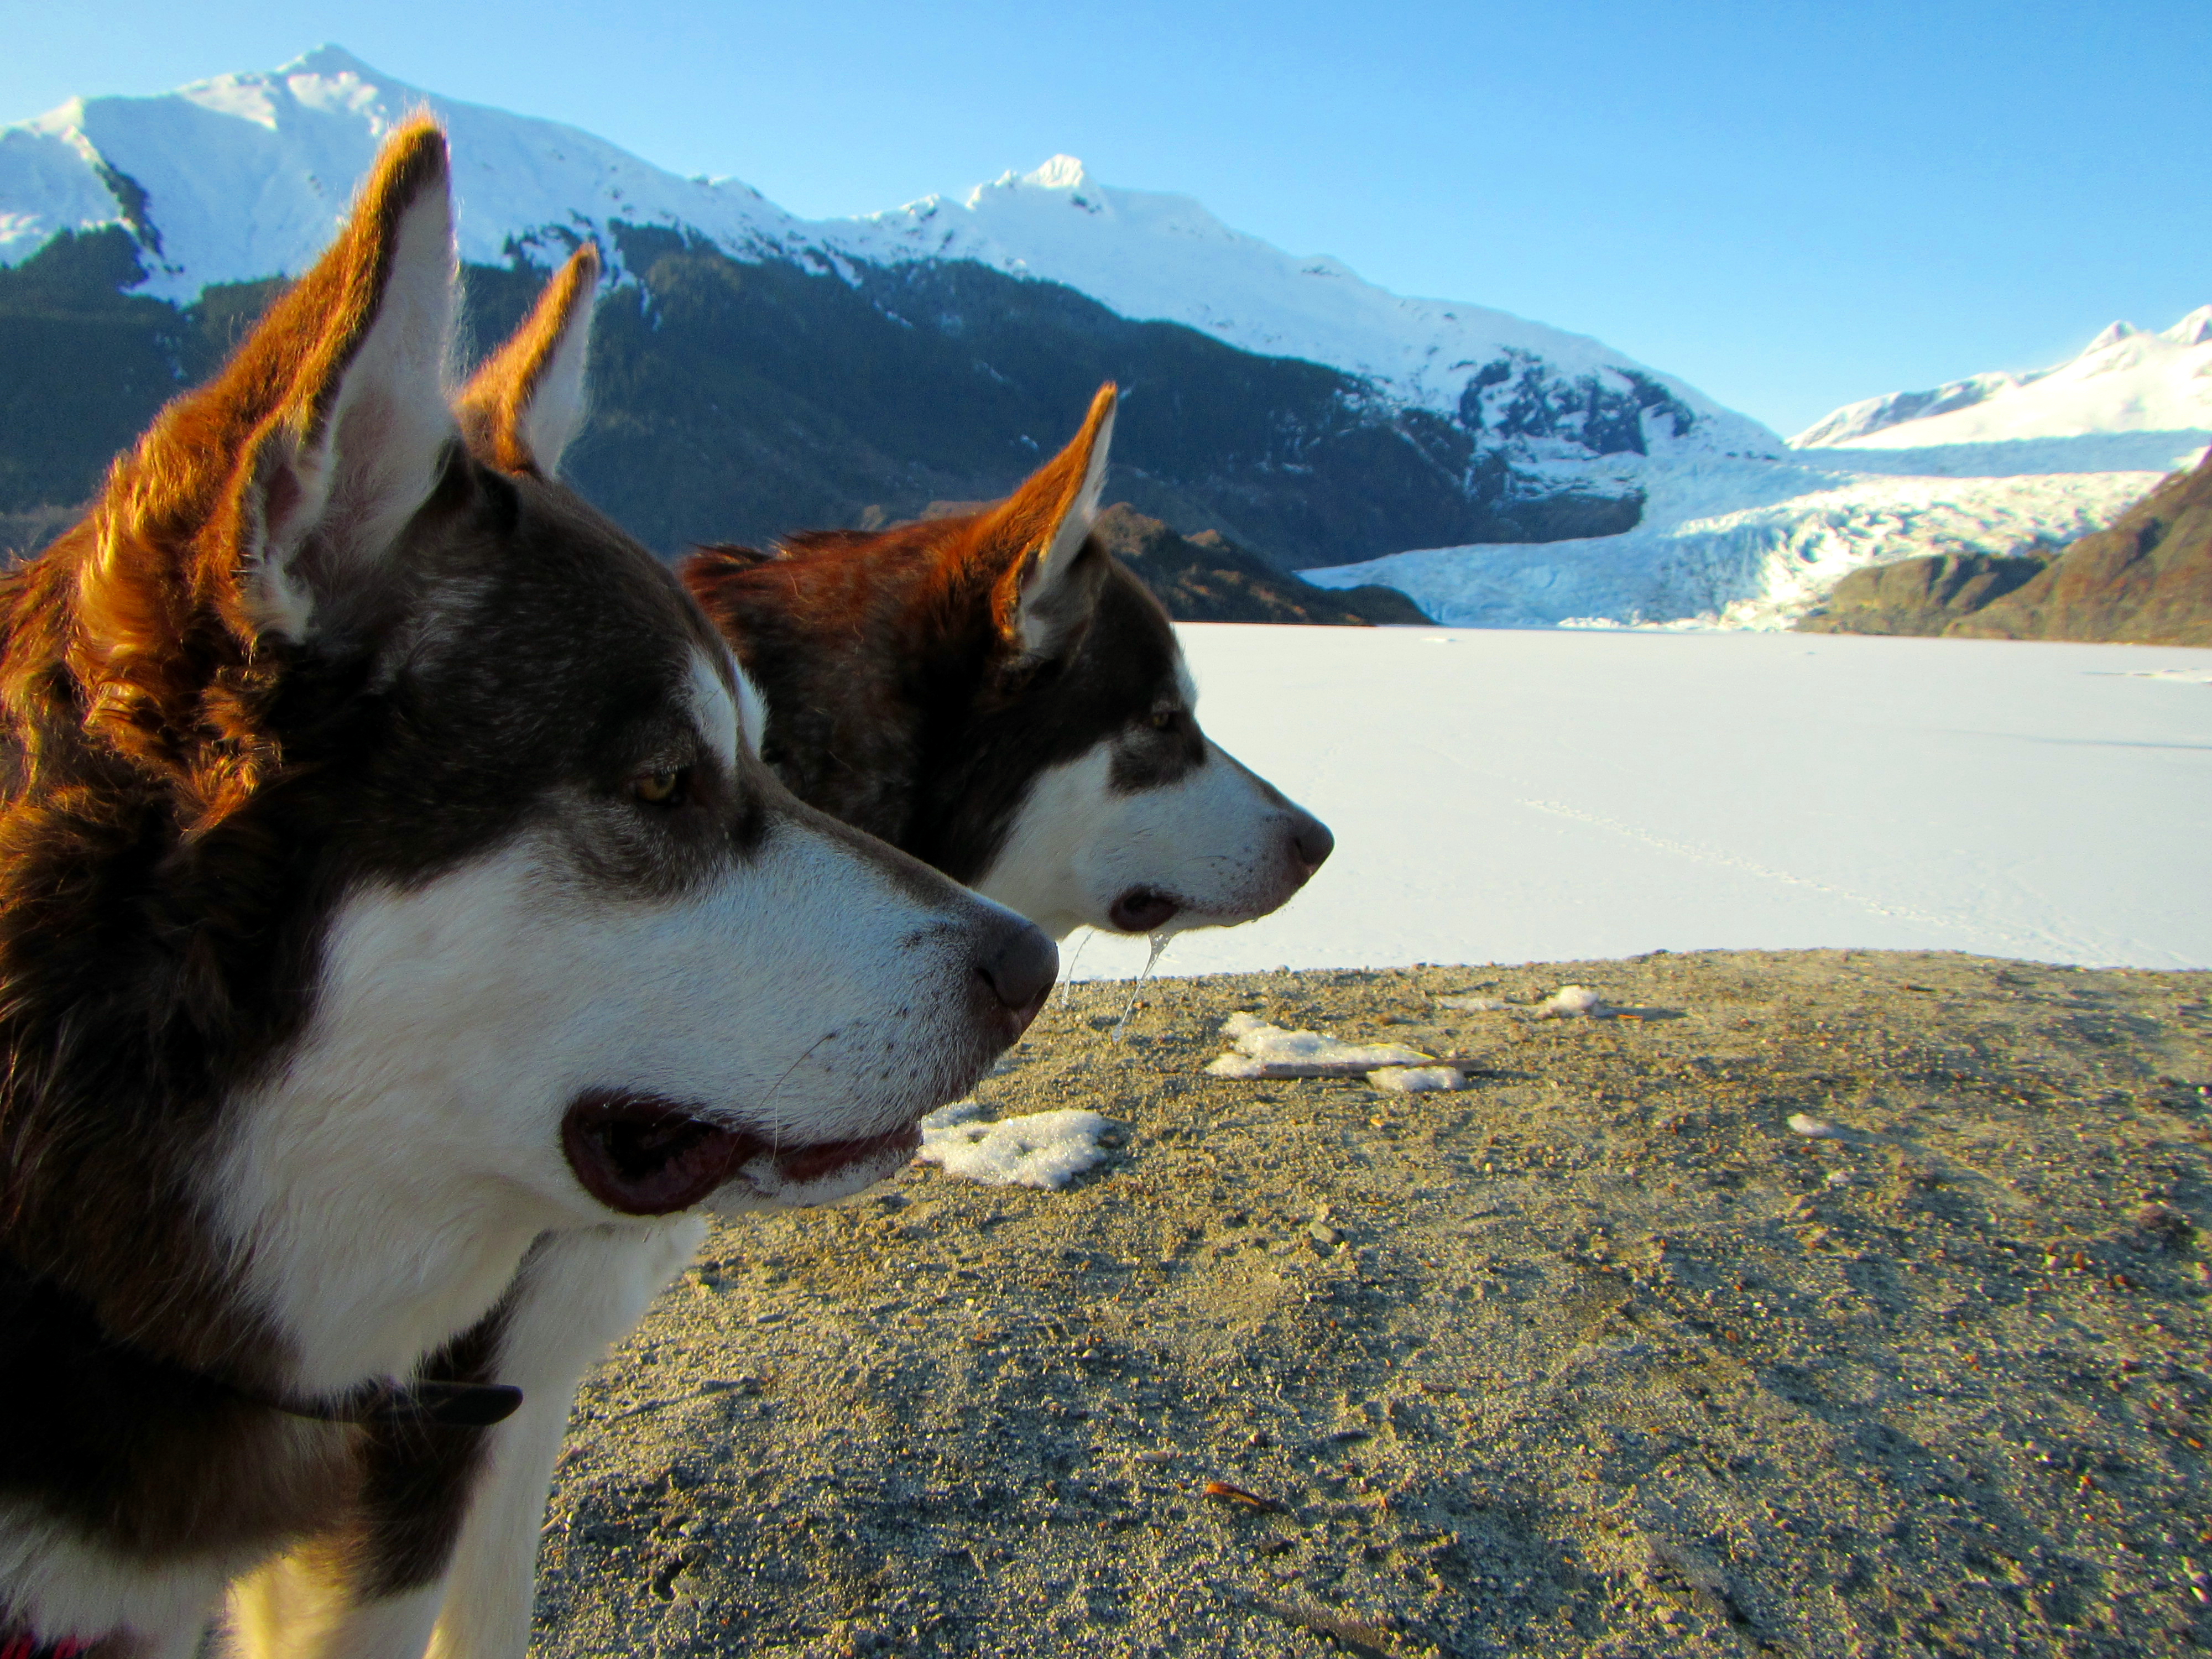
[1069,625,2212,978]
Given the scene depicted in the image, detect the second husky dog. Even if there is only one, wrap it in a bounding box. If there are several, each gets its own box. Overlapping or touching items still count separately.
[680,385,1335,942]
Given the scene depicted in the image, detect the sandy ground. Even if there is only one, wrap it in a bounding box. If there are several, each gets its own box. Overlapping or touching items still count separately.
[531,950,2211,1658]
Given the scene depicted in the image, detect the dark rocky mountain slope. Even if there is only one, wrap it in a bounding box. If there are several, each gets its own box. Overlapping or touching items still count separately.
[1796,448,2212,646]
[2,227,1650,572]
[1087,504,1427,624]
[1949,446,2212,646]
[1795,552,2051,638]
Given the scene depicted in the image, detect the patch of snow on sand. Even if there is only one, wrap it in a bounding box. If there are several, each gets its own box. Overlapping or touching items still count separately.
[915,1101,1110,1190]
[1063,624,2212,978]
[1369,1066,1469,1093]
[1535,985,1611,1018]
[1204,1013,1432,1078]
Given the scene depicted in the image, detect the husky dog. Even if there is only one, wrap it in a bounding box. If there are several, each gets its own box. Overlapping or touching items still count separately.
[682,385,1334,942]
[0,123,1051,1659]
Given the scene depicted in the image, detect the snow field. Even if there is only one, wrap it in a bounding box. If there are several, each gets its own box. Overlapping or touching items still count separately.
[1067,624,2212,979]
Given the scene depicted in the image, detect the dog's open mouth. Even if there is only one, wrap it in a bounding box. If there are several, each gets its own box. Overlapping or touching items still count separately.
[1108,887,1182,933]
[562,1091,921,1215]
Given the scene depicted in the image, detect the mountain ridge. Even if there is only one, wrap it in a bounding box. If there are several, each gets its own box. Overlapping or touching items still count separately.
[1,45,1778,455]
[1792,308,2212,452]
[0,46,1783,568]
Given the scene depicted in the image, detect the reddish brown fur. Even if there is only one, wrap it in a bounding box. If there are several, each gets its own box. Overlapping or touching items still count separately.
[684,384,1211,885]
[456,243,601,475]
[977,382,1117,641]
[12,118,449,838]
[0,122,456,1580]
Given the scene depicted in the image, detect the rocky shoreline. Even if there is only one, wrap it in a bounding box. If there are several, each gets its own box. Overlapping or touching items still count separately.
[533,950,2210,1658]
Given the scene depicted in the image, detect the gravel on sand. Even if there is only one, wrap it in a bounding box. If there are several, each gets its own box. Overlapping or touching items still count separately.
[533,950,2211,1658]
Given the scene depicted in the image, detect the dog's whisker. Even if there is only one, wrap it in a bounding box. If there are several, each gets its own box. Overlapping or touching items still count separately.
[752,1027,841,1126]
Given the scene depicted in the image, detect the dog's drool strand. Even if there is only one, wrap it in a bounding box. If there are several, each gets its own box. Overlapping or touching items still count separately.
[1055,928,1093,1006]
[1111,931,1173,1041]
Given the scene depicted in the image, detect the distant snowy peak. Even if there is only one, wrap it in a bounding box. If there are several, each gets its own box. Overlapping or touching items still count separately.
[0,48,1779,460]
[2172,305,2212,347]
[0,46,800,298]
[1792,308,2212,450]
[1006,154,1090,192]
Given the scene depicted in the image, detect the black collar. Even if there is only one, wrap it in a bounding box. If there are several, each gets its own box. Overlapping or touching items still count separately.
[248,1376,524,1429]
[0,1258,523,1430]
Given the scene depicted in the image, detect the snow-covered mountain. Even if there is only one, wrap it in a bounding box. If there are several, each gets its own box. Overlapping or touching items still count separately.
[0,45,1775,468]
[828,159,1779,453]
[1792,310,2212,465]
[0,46,797,294]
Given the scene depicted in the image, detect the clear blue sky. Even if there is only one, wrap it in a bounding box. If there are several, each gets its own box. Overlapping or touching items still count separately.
[2,0,2205,436]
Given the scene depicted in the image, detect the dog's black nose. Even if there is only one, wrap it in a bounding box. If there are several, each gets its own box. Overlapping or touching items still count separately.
[1289,808,1334,875]
[977,914,1059,1014]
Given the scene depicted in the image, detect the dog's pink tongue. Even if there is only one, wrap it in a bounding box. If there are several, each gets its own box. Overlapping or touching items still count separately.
[562,1092,758,1215]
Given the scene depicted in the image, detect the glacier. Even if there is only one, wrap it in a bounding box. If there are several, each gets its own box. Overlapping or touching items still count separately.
[1304,447,2185,631]
[1312,318,2212,629]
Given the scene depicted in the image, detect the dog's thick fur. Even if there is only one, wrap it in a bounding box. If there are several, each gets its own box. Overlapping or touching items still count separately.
[684,386,1334,942]
[0,124,1050,1659]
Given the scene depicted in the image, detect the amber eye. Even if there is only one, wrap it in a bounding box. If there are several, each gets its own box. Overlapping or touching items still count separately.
[1149,709,1181,732]
[630,768,688,806]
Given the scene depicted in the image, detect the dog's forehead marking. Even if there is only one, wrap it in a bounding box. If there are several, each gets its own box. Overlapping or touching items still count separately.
[688,649,743,769]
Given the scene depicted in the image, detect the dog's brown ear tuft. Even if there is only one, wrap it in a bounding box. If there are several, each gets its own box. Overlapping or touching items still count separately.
[976,382,1117,662]
[230,114,459,641]
[65,118,460,804]
[457,242,601,477]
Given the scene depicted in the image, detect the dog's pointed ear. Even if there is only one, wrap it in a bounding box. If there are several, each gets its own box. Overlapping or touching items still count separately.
[457,242,600,477]
[62,121,457,812]
[77,118,458,663]
[233,118,461,642]
[981,383,1117,661]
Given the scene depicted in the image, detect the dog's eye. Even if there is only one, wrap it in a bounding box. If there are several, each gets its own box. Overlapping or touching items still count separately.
[630,768,689,807]
[1149,709,1183,733]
